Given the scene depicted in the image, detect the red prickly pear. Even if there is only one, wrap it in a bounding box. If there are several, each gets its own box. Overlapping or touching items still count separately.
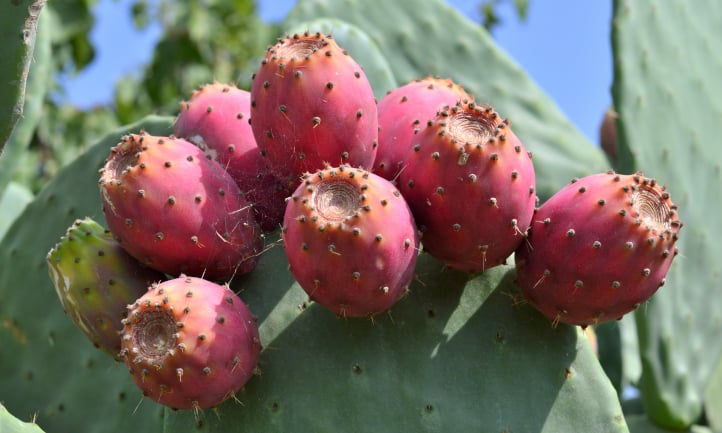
[98,133,263,280]
[250,32,378,189]
[514,171,683,326]
[397,102,537,273]
[374,77,472,181]
[120,276,261,410]
[599,108,619,163]
[174,82,291,231]
[282,165,419,317]
[46,217,164,359]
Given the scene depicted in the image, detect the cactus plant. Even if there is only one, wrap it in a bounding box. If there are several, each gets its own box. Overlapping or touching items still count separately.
[0,0,718,431]
[0,3,50,193]
[0,0,44,151]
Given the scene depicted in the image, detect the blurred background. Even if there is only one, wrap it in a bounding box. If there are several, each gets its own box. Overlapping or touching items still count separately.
[59,0,611,140]
[15,0,612,196]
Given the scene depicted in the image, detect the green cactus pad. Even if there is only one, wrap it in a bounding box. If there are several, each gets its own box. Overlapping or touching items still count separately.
[612,0,722,428]
[625,415,712,433]
[704,358,722,432]
[0,3,51,192]
[285,0,609,201]
[0,404,45,433]
[0,182,33,241]
[285,18,398,99]
[0,0,44,150]
[155,249,629,433]
[0,112,628,431]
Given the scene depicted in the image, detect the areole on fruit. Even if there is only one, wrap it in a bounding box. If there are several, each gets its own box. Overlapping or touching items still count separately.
[514,171,682,326]
[631,186,672,233]
[397,101,536,273]
[101,136,144,181]
[130,309,178,365]
[282,165,419,317]
[446,109,496,145]
[277,33,328,58]
[313,180,361,222]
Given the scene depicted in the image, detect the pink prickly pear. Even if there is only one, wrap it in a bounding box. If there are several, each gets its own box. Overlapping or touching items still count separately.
[47,217,164,359]
[174,82,291,231]
[98,133,263,280]
[514,171,683,326]
[374,76,472,181]
[397,102,537,273]
[120,276,261,410]
[250,32,378,189]
[282,165,419,317]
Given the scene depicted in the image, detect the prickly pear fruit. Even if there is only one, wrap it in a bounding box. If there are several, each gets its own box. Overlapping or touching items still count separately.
[46,217,164,359]
[397,102,537,273]
[373,77,472,181]
[282,165,419,317]
[173,82,291,231]
[120,276,261,410]
[599,108,618,163]
[514,171,682,326]
[250,32,378,188]
[98,133,263,281]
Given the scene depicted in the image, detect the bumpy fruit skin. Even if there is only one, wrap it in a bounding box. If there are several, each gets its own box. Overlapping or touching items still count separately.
[397,102,537,273]
[282,165,419,317]
[120,276,261,410]
[174,82,291,231]
[250,32,378,188]
[514,171,682,326]
[46,217,164,359]
[98,133,263,280]
[373,77,472,181]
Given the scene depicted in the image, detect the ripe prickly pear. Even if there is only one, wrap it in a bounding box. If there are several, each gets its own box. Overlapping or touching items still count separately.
[514,171,682,326]
[174,82,291,231]
[374,77,472,181]
[120,276,261,410]
[98,133,263,281]
[282,165,419,317]
[250,32,378,188]
[398,102,537,273]
[46,217,164,359]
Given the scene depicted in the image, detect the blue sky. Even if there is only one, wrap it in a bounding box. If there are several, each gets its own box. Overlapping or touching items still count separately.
[60,0,612,144]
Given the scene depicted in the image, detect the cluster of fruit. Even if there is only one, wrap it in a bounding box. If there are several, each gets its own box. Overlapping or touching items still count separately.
[46,31,682,411]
